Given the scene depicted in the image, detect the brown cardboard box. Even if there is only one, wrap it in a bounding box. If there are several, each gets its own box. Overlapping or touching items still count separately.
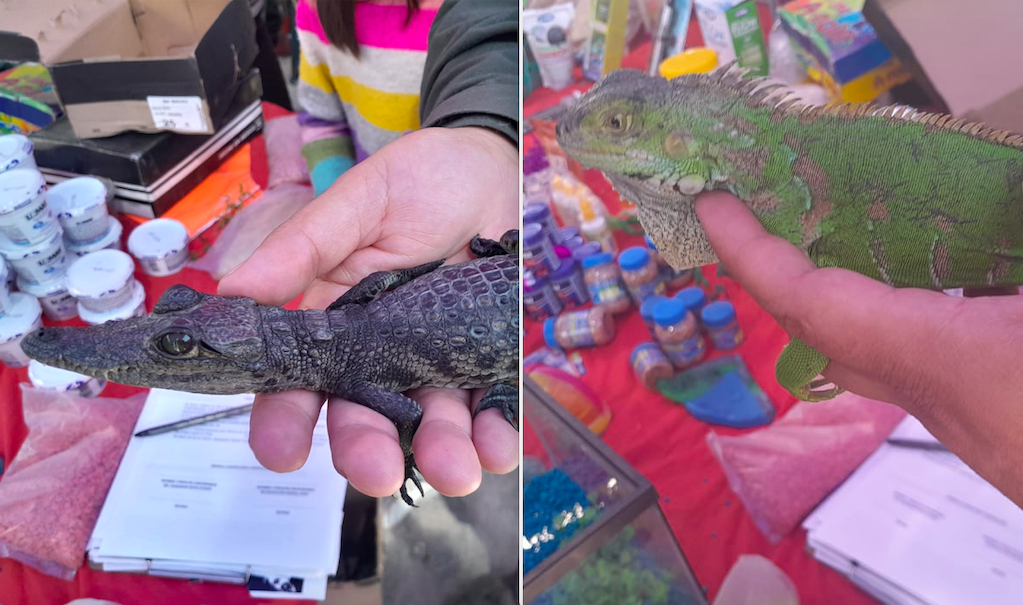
[864,0,1023,134]
[0,0,257,139]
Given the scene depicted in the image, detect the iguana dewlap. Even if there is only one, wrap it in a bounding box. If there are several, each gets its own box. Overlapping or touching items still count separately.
[555,64,1023,402]
[21,232,520,505]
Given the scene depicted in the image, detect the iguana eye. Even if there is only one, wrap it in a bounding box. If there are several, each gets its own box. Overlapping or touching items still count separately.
[605,113,632,133]
[158,331,196,356]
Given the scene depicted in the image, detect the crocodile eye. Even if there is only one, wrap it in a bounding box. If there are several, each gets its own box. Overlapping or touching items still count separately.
[158,331,195,356]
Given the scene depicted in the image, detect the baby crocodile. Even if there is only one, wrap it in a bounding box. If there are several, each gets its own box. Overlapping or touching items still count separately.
[22,231,520,505]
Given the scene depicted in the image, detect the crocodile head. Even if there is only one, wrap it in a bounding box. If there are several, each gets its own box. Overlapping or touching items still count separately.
[22,285,278,395]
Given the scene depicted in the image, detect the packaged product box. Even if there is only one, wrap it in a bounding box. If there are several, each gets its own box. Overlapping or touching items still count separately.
[694,0,768,76]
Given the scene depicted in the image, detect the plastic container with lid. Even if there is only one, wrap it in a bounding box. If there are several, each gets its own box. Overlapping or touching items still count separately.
[653,297,706,369]
[67,249,137,312]
[571,241,602,263]
[701,300,744,349]
[0,228,68,284]
[523,202,561,243]
[631,342,675,390]
[0,292,43,367]
[0,168,57,246]
[581,252,631,314]
[676,286,708,322]
[548,254,589,309]
[78,279,146,325]
[66,215,124,257]
[0,259,10,316]
[618,246,666,303]
[46,176,111,243]
[127,217,190,276]
[0,134,36,173]
[639,294,670,335]
[16,273,77,321]
[557,226,581,245]
[542,307,616,350]
[645,234,694,289]
[522,222,560,278]
[523,272,562,321]
[579,196,617,255]
[28,359,106,398]
[659,47,718,80]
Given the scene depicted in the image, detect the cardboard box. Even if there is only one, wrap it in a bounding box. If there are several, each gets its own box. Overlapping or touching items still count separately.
[0,0,257,139]
[779,0,911,103]
[695,0,768,76]
[863,0,1023,134]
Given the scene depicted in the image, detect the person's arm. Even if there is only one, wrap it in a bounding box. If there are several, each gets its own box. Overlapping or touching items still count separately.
[418,0,520,147]
[293,0,357,195]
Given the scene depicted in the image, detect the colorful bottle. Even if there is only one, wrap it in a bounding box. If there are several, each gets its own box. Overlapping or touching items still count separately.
[618,246,666,303]
[543,307,616,350]
[523,202,561,243]
[701,300,743,349]
[581,252,632,314]
[548,254,590,308]
[522,222,560,277]
[652,297,706,369]
[630,342,675,389]
[523,272,562,321]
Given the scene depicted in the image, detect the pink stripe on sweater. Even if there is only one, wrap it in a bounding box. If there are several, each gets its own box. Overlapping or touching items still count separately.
[295,1,436,52]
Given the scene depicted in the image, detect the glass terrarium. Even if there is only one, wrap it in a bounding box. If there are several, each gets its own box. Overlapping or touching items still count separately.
[523,376,709,605]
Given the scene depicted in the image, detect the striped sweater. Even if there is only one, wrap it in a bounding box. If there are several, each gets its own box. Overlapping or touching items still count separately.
[295,0,439,195]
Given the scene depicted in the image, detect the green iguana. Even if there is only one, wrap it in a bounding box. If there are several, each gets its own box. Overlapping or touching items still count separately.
[555,64,1023,402]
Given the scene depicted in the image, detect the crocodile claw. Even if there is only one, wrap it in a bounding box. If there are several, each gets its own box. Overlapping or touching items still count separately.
[398,454,425,506]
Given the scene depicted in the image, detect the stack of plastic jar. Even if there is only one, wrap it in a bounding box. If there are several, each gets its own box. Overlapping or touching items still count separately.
[67,250,146,325]
[523,271,562,321]
[47,176,123,258]
[522,222,560,278]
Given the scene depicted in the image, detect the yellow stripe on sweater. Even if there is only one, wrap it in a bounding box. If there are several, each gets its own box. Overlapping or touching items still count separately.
[299,55,420,132]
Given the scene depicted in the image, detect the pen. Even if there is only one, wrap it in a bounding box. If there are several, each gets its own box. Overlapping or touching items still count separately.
[886,438,950,452]
[134,403,255,437]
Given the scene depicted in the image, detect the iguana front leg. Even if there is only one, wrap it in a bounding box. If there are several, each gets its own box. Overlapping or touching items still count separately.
[775,337,845,401]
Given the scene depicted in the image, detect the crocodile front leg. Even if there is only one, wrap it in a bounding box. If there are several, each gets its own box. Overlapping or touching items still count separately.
[343,382,425,505]
[327,260,445,310]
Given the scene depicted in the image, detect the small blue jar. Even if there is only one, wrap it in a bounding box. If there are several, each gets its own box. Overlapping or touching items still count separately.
[701,300,743,349]
[675,287,707,321]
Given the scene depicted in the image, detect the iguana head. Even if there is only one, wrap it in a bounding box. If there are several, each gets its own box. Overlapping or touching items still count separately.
[21,285,281,395]
[556,68,750,268]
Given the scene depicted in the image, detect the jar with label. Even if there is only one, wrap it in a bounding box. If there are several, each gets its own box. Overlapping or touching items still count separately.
[66,250,137,312]
[701,300,743,349]
[28,359,106,398]
[0,292,43,367]
[0,259,10,317]
[0,168,58,246]
[581,252,631,314]
[78,280,147,325]
[618,246,666,303]
[65,216,123,258]
[0,133,36,173]
[630,342,675,389]
[653,298,706,369]
[675,286,708,323]
[548,254,589,308]
[523,202,561,243]
[639,294,669,335]
[46,176,111,243]
[522,222,559,278]
[542,307,616,350]
[17,273,77,321]
[0,229,69,284]
[645,234,693,289]
[126,217,190,277]
[523,272,562,321]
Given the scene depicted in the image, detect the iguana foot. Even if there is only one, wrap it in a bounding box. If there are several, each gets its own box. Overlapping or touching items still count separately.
[341,383,425,506]
[327,260,445,310]
[473,383,519,431]
[470,229,518,259]
[775,338,844,402]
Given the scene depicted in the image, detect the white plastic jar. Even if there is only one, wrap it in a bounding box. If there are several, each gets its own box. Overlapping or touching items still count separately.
[78,279,146,325]
[0,134,36,173]
[0,259,11,317]
[127,218,189,277]
[66,249,136,312]
[28,359,106,397]
[0,168,58,246]
[0,228,69,284]
[66,215,123,258]
[0,292,43,367]
[16,273,77,321]
[46,176,111,243]
[4,259,13,291]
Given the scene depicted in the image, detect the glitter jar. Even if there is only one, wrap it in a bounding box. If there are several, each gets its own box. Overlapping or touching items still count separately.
[0,292,43,367]
[0,168,58,246]
[523,202,561,242]
[581,252,631,314]
[16,273,77,321]
[542,307,616,350]
[28,359,107,398]
[522,222,559,278]
[630,342,675,389]
[618,246,665,303]
[645,234,693,289]
[523,272,562,321]
[701,300,743,349]
[653,297,706,369]
[127,218,189,277]
[548,254,589,308]
[675,286,708,324]
[639,294,669,335]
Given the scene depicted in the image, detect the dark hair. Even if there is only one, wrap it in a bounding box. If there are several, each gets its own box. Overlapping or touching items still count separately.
[317,0,421,58]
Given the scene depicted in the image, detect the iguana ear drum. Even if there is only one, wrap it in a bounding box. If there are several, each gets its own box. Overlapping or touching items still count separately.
[153,285,205,314]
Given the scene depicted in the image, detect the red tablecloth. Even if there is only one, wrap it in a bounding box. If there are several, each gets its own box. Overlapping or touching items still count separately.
[523,17,877,605]
[0,102,316,605]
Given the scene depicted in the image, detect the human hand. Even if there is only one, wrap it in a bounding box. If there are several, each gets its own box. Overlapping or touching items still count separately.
[695,191,1023,507]
[219,126,519,500]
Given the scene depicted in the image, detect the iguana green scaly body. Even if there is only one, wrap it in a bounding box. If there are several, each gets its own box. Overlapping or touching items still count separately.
[555,64,1023,402]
